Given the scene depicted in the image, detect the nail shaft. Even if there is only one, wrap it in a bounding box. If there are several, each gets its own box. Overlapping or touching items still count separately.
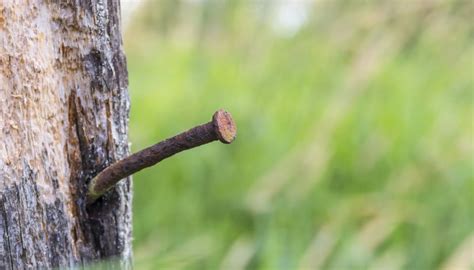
[86,109,236,205]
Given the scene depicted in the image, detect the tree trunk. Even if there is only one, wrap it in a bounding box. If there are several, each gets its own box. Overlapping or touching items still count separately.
[0,1,132,268]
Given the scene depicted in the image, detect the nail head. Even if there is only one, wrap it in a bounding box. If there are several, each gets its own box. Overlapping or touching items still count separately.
[213,109,237,144]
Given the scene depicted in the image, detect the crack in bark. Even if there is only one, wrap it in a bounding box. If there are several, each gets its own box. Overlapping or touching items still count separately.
[0,196,15,270]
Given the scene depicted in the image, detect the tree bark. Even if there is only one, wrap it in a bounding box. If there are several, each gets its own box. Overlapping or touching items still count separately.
[0,1,132,268]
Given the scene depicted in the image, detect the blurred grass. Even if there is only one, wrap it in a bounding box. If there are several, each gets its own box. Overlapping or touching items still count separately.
[123,0,473,269]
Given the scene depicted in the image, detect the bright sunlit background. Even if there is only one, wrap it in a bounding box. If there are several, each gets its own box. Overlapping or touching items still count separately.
[121,0,473,269]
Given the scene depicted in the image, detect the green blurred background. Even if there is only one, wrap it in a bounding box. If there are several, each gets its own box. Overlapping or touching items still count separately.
[121,0,473,269]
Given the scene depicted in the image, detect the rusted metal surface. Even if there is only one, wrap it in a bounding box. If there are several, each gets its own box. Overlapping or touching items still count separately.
[87,109,237,205]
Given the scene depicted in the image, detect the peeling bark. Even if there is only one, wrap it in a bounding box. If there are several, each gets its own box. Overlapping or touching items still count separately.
[0,0,132,268]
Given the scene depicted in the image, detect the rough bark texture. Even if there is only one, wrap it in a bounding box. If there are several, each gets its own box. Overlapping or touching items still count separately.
[0,0,132,268]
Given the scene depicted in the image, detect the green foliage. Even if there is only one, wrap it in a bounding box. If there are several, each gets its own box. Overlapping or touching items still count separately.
[125,1,473,269]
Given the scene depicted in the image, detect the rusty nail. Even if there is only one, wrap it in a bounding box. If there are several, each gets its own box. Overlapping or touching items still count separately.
[86,109,237,205]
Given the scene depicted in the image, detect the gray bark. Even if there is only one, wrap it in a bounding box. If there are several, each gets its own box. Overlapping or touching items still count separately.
[0,0,132,268]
